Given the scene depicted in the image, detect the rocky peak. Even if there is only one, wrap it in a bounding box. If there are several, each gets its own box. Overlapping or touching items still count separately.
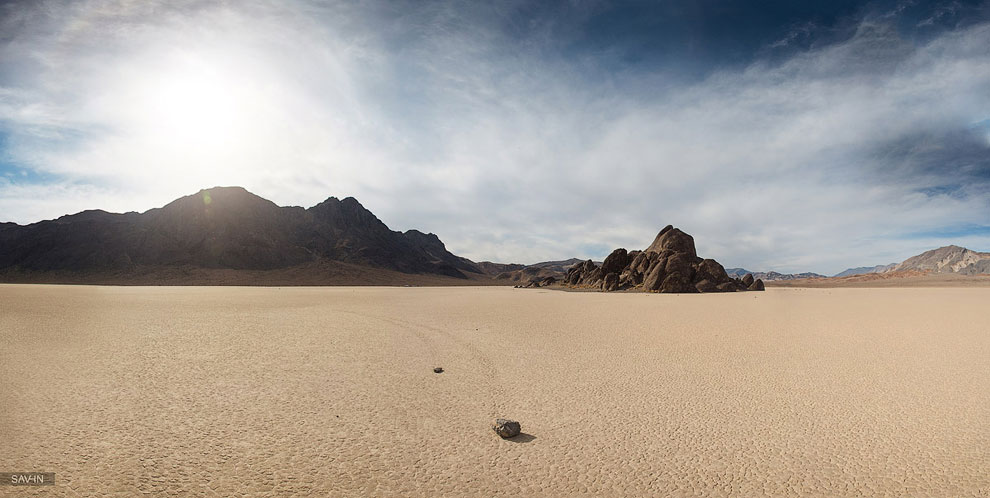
[645,225,697,258]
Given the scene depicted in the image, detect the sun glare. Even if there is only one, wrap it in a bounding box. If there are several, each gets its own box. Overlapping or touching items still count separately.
[145,57,243,147]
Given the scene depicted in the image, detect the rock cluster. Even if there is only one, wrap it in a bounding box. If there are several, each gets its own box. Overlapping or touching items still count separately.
[565,225,764,293]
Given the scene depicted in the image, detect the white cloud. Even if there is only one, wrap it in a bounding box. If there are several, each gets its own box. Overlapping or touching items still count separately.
[1,0,990,274]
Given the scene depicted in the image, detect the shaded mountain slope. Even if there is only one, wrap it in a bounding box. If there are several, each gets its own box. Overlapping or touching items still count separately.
[0,186,482,283]
[832,264,897,277]
[488,258,593,283]
[890,245,990,274]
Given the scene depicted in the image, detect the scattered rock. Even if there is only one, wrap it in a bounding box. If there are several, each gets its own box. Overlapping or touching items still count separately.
[492,418,521,438]
[433,367,444,373]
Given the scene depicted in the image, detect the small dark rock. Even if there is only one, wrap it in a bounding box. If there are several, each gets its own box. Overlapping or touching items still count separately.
[433,367,444,373]
[493,418,521,438]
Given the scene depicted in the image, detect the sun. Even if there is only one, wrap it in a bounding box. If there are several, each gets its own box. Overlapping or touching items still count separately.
[144,55,243,147]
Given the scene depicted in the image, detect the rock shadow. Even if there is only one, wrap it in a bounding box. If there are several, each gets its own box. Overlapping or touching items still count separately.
[504,433,537,443]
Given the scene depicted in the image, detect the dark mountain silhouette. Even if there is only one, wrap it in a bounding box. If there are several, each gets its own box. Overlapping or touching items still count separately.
[0,186,484,283]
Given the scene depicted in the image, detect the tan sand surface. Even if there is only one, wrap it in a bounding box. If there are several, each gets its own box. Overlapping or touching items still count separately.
[1,285,988,496]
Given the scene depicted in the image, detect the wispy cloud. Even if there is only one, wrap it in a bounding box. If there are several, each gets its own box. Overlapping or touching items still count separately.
[1,0,989,274]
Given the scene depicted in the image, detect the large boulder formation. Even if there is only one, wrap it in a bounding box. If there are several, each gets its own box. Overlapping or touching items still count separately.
[565,225,765,294]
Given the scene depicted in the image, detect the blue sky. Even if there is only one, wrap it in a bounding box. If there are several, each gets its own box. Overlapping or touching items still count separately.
[1,0,989,274]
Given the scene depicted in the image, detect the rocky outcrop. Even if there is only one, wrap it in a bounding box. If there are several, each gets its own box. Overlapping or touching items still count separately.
[602,272,619,291]
[564,225,764,293]
[566,260,598,285]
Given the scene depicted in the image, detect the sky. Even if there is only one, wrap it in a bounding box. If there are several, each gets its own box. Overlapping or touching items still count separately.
[1,0,989,275]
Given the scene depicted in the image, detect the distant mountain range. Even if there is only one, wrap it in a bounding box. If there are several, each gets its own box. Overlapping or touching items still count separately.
[0,186,643,286]
[3,186,988,285]
[834,245,990,278]
[0,186,488,284]
[832,264,897,277]
[725,268,826,281]
[890,245,990,275]
[728,245,990,281]
[484,258,594,283]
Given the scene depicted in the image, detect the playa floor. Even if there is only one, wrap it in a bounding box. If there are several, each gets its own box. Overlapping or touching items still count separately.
[1,285,988,496]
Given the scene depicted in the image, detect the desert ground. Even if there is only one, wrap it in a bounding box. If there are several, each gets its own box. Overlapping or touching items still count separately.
[1,285,988,497]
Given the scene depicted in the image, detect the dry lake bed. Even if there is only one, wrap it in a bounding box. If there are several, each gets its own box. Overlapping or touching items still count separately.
[1,285,988,496]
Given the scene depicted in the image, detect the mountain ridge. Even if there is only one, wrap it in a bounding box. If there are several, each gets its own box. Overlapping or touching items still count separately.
[833,264,897,277]
[725,268,827,281]
[833,245,990,278]
[0,186,483,283]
